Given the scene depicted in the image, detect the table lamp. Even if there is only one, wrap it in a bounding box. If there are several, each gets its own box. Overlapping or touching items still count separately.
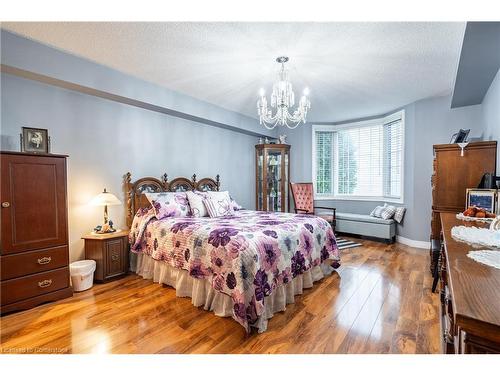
[90,188,121,233]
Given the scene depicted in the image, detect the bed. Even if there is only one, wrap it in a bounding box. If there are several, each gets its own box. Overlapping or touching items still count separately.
[125,172,341,332]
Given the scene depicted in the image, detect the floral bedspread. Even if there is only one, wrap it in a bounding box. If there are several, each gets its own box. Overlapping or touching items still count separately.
[129,209,340,331]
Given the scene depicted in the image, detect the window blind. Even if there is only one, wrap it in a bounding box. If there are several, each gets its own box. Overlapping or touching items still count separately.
[335,124,383,197]
[315,131,333,194]
[313,111,404,201]
[383,118,403,198]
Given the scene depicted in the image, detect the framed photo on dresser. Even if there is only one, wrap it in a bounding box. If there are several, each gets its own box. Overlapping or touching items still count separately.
[20,126,50,153]
[466,188,497,213]
[497,193,500,215]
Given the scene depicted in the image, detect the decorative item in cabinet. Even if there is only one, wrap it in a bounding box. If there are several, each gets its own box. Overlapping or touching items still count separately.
[255,144,290,212]
[1,151,72,315]
[82,230,130,282]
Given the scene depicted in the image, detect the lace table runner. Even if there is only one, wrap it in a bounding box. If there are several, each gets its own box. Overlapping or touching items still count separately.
[467,250,500,270]
[451,226,500,248]
[455,213,495,223]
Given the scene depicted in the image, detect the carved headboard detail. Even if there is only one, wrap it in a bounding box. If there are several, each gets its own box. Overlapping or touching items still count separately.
[124,172,220,227]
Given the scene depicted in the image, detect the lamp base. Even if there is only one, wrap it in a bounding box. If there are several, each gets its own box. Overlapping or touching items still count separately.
[93,228,117,235]
[93,220,116,234]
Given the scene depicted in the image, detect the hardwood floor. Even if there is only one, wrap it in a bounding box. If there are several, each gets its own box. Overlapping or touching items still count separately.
[0,238,440,354]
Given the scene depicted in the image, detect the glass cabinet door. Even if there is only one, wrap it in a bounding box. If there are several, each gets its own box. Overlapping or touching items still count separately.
[284,150,289,212]
[266,148,282,212]
[256,148,264,210]
[255,144,290,212]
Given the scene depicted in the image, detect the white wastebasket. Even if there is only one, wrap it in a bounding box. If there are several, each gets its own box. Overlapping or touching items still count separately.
[70,260,96,292]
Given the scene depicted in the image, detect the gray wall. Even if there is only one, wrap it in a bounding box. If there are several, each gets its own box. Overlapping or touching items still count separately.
[1,73,258,262]
[1,30,272,138]
[481,68,500,167]
[281,94,483,243]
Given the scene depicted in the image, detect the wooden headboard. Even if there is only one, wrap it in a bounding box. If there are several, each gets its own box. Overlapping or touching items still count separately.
[124,172,220,227]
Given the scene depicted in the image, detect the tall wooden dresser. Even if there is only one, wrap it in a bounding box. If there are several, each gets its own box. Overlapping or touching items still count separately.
[1,152,72,314]
[430,141,497,271]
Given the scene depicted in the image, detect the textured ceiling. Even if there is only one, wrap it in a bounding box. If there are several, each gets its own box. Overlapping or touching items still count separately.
[2,22,466,122]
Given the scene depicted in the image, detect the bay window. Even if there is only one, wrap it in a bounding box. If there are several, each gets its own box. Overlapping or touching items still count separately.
[312,110,404,202]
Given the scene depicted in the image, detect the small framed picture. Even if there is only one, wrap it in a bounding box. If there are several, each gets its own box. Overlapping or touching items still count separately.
[466,188,497,213]
[453,129,470,143]
[497,194,500,215]
[21,127,50,154]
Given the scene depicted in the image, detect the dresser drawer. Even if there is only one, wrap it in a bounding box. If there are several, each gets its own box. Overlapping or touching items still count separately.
[1,246,69,280]
[1,267,70,305]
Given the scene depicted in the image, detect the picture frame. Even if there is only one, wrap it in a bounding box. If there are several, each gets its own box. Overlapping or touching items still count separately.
[20,127,50,154]
[453,128,470,143]
[497,193,500,215]
[466,188,497,213]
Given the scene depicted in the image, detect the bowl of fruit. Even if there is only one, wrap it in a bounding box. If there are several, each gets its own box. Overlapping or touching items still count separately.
[457,206,497,222]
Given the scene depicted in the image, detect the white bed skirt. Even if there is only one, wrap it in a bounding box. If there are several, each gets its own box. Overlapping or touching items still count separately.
[133,252,336,332]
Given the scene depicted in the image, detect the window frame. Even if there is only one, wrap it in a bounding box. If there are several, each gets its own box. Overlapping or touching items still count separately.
[311,110,405,203]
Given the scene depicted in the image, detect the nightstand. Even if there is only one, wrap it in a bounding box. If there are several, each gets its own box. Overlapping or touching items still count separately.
[82,230,130,283]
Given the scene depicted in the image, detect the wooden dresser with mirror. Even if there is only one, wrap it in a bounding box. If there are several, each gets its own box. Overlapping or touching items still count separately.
[439,213,500,353]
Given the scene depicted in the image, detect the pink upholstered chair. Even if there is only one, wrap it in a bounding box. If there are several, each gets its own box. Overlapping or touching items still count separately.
[290,182,336,231]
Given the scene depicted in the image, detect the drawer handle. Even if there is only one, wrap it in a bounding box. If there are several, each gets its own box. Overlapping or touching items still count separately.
[111,254,120,261]
[38,279,53,288]
[37,256,52,265]
[1,202,10,208]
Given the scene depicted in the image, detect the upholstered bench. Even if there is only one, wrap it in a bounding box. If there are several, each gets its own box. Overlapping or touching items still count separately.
[335,212,396,243]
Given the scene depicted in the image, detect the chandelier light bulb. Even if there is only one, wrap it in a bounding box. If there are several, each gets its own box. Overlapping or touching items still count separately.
[257,56,311,130]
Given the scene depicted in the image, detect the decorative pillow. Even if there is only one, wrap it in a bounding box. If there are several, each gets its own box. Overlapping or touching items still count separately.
[145,192,190,219]
[186,191,209,217]
[204,191,234,218]
[394,206,406,223]
[370,203,396,220]
[380,205,397,220]
[206,191,231,204]
[370,204,387,218]
[230,196,243,211]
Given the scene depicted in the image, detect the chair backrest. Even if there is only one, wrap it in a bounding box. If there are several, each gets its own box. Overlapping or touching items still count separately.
[290,182,314,213]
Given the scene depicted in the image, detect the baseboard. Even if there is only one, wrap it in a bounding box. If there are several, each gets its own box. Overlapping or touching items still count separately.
[396,235,430,249]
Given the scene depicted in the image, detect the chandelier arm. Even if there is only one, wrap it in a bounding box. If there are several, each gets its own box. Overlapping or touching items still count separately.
[257,56,310,130]
[260,110,283,129]
[261,111,279,124]
[285,110,303,123]
[262,121,277,130]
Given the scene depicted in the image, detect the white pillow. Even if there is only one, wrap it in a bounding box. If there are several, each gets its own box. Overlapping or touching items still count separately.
[230,196,243,211]
[186,191,209,217]
[204,191,234,218]
[370,204,387,218]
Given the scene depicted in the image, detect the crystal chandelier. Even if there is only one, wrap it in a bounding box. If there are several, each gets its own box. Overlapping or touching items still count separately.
[257,56,311,130]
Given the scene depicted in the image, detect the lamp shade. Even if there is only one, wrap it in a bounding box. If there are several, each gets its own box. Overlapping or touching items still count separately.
[90,188,121,206]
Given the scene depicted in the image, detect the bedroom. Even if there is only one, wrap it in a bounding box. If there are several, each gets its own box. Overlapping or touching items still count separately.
[1,0,500,370]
